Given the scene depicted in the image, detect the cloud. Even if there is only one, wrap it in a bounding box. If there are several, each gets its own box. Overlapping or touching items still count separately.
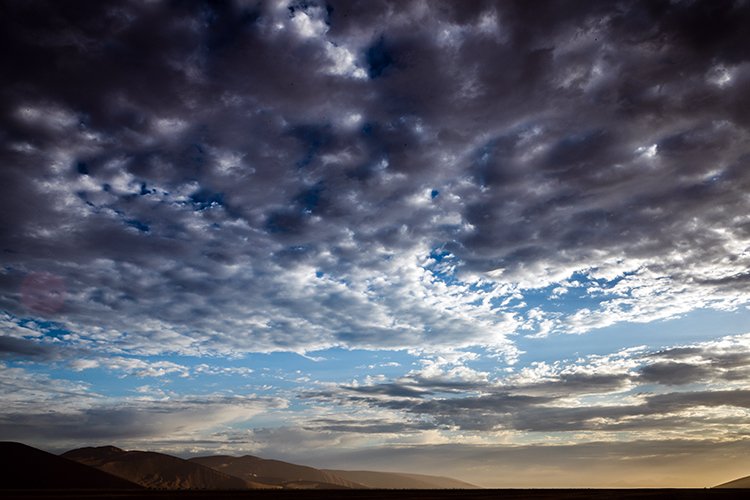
[0,0,748,360]
[0,335,58,360]
[640,361,713,385]
[0,395,280,443]
[0,362,284,449]
[303,333,750,435]
[643,334,750,384]
[304,417,433,434]
[0,361,98,415]
[99,357,191,378]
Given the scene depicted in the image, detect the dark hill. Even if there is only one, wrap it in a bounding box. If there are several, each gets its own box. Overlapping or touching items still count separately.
[323,469,480,489]
[715,475,750,488]
[0,441,141,490]
[190,455,364,488]
[62,446,266,489]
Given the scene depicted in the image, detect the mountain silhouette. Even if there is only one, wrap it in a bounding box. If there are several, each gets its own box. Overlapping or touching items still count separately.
[2,442,479,490]
[0,442,141,490]
[323,469,480,489]
[62,446,270,489]
[715,474,750,488]
[190,454,363,488]
[191,453,479,489]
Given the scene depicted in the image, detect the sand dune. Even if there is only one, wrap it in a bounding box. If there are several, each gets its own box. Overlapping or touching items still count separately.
[62,446,267,490]
[714,474,750,488]
[0,441,141,490]
[191,453,478,489]
[323,469,480,489]
[2,442,478,491]
[190,455,363,488]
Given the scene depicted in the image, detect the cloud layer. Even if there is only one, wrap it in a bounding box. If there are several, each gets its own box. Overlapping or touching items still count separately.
[2,0,750,355]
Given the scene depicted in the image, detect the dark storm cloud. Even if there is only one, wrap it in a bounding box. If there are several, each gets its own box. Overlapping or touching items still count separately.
[2,0,750,355]
[0,335,57,359]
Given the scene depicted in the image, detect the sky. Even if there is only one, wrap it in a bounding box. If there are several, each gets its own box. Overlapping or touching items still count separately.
[2,0,750,488]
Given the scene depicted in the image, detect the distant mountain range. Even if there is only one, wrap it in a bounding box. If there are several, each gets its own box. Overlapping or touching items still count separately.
[714,475,750,488]
[0,441,478,490]
[4,441,750,490]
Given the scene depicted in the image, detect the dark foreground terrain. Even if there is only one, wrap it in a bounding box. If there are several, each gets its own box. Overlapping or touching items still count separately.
[1,489,748,500]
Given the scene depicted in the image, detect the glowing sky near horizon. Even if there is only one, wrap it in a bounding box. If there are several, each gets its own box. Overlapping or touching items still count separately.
[2,0,750,488]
